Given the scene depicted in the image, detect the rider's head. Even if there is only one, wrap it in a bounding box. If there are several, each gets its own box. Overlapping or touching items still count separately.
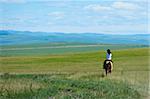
[107,49,111,54]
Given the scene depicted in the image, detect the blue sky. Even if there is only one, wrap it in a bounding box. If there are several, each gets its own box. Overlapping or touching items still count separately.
[0,0,148,34]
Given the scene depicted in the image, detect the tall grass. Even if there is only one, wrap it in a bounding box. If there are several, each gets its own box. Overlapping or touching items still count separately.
[0,73,142,99]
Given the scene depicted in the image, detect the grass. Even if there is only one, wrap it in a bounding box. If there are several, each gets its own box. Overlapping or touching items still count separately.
[0,46,149,99]
[0,43,147,56]
[0,74,142,99]
[0,48,149,73]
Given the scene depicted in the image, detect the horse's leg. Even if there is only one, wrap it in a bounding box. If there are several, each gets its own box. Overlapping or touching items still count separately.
[109,69,111,73]
[109,65,111,73]
[105,68,107,76]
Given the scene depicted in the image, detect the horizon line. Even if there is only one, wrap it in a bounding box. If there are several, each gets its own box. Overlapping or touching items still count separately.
[0,29,149,35]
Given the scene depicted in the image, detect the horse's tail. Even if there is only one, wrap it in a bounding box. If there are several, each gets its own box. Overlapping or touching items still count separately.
[110,61,113,71]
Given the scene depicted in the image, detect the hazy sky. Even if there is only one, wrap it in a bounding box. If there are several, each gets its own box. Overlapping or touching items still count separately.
[0,0,148,34]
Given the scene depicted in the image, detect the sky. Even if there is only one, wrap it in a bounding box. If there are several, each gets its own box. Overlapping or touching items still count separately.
[0,0,149,34]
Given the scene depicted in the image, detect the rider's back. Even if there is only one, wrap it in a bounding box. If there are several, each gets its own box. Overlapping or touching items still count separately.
[106,53,112,60]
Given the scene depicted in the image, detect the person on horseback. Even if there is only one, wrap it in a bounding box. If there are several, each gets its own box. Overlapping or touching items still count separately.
[103,49,113,71]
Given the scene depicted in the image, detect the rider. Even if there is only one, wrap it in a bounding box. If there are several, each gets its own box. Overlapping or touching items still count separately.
[103,49,113,70]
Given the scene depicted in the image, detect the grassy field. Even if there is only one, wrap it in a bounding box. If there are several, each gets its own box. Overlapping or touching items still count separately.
[0,43,147,56]
[0,45,149,99]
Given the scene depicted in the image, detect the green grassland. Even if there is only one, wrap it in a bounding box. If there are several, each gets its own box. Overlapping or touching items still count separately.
[0,44,149,99]
[0,43,147,56]
[0,74,144,99]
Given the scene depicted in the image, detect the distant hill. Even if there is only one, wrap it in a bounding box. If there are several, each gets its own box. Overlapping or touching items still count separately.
[0,30,149,45]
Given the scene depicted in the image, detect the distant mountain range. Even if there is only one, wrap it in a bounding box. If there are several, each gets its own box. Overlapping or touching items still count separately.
[0,30,149,45]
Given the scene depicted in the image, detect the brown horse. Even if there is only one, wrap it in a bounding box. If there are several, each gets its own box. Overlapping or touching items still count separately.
[104,61,112,76]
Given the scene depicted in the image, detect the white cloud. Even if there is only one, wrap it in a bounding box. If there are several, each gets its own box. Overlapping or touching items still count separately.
[84,2,141,12]
[84,2,144,20]
[84,4,111,12]
[48,12,65,19]
[112,2,140,10]
[0,0,26,3]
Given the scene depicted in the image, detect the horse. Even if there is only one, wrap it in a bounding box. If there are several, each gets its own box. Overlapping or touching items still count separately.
[104,61,112,76]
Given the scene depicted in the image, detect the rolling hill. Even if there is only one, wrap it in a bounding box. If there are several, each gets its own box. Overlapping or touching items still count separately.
[0,30,149,45]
